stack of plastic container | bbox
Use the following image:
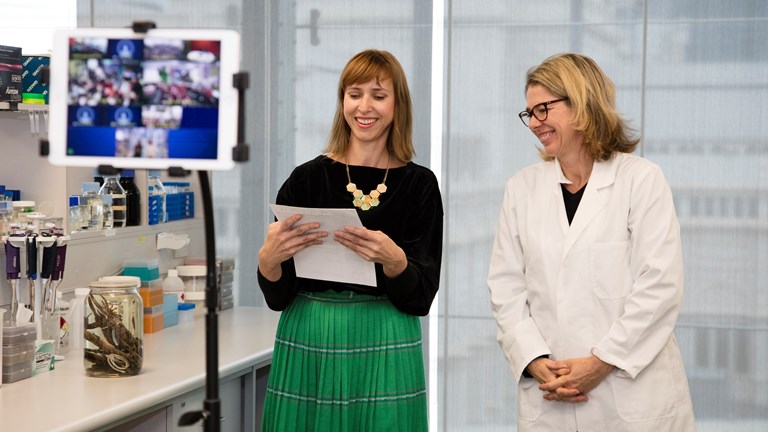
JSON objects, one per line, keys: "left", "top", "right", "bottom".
{"left": 147, "top": 171, "right": 167, "bottom": 225}
{"left": 2, "top": 322, "right": 36, "bottom": 384}
{"left": 164, "top": 182, "right": 195, "bottom": 221}
{"left": 219, "top": 257, "right": 235, "bottom": 311}
{"left": 182, "top": 256, "right": 235, "bottom": 311}
{"left": 162, "top": 293, "right": 179, "bottom": 328}
{"left": 121, "top": 259, "right": 164, "bottom": 333}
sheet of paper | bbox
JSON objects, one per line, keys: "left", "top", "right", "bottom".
{"left": 269, "top": 204, "right": 377, "bottom": 287}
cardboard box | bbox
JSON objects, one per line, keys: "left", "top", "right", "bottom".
{"left": 33, "top": 340, "right": 55, "bottom": 376}
{"left": 0, "top": 45, "right": 22, "bottom": 103}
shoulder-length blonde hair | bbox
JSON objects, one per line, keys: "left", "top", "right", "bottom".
{"left": 324, "top": 49, "right": 414, "bottom": 163}
{"left": 525, "top": 53, "right": 639, "bottom": 161}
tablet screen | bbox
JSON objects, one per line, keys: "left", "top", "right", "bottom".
{"left": 48, "top": 28, "right": 240, "bottom": 171}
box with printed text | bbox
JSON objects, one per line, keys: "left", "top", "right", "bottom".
{"left": 0, "top": 45, "right": 22, "bottom": 103}
{"left": 22, "top": 54, "right": 50, "bottom": 104}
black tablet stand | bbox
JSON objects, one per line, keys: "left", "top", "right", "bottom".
{"left": 40, "top": 21, "right": 250, "bottom": 432}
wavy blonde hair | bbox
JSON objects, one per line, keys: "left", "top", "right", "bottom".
{"left": 324, "top": 49, "right": 414, "bottom": 163}
{"left": 525, "top": 53, "right": 639, "bottom": 161}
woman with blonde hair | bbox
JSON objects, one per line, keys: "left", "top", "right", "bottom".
{"left": 488, "top": 53, "right": 695, "bottom": 431}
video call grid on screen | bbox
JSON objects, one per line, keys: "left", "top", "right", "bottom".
{"left": 48, "top": 28, "right": 240, "bottom": 171}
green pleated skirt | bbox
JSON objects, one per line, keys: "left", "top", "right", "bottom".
{"left": 261, "top": 290, "right": 428, "bottom": 431}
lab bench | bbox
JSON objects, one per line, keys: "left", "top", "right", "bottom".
{"left": 0, "top": 307, "right": 279, "bottom": 432}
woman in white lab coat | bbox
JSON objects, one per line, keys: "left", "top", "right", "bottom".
{"left": 487, "top": 53, "right": 696, "bottom": 432}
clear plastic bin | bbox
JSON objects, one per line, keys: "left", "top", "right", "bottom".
{"left": 3, "top": 342, "right": 35, "bottom": 366}
{"left": 3, "top": 322, "right": 36, "bottom": 346}
{"left": 2, "top": 364, "right": 33, "bottom": 384}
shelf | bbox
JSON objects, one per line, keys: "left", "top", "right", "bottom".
{"left": 0, "top": 101, "right": 48, "bottom": 112}
{"left": 68, "top": 218, "right": 203, "bottom": 244}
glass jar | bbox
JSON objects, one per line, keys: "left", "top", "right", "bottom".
{"left": 84, "top": 280, "right": 144, "bottom": 377}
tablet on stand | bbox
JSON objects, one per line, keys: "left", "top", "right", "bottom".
{"left": 44, "top": 24, "right": 247, "bottom": 432}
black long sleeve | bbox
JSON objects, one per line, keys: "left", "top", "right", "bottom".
{"left": 257, "top": 155, "right": 443, "bottom": 316}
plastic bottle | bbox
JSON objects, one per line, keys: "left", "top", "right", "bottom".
{"left": 56, "top": 291, "right": 70, "bottom": 355}
{"left": 41, "top": 292, "right": 62, "bottom": 355}
{"left": 119, "top": 170, "right": 141, "bottom": 227}
{"left": 101, "top": 194, "right": 114, "bottom": 229}
{"left": 68, "top": 195, "right": 87, "bottom": 234}
{"left": 81, "top": 182, "right": 104, "bottom": 231}
{"left": 98, "top": 175, "right": 126, "bottom": 228}
{"left": 67, "top": 288, "right": 90, "bottom": 351}
{"left": 163, "top": 269, "right": 185, "bottom": 292}
{"left": 178, "top": 303, "right": 196, "bottom": 325}
{"left": 147, "top": 170, "right": 167, "bottom": 225}
{"left": 162, "top": 269, "right": 186, "bottom": 303}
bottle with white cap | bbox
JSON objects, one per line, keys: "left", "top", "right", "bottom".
{"left": 68, "top": 288, "right": 90, "bottom": 351}
{"left": 56, "top": 291, "right": 70, "bottom": 355}
{"left": 162, "top": 269, "right": 185, "bottom": 303}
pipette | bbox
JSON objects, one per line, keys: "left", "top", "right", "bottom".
{"left": 4, "top": 236, "right": 22, "bottom": 322}
{"left": 40, "top": 235, "right": 58, "bottom": 340}
{"left": 26, "top": 233, "right": 38, "bottom": 317}
{"left": 52, "top": 236, "right": 69, "bottom": 290}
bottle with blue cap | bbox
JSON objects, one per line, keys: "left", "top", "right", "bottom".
{"left": 68, "top": 195, "right": 87, "bottom": 233}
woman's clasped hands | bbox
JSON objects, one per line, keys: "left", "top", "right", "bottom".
{"left": 528, "top": 355, "right": 615, "bottom": 403}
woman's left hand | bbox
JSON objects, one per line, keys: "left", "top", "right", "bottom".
{"left": 334, "top": 226, "right": 407, "bottom": 278}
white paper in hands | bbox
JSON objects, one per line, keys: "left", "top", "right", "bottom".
{"left": 269, "top": 204, "right": 377, "bottom": 287}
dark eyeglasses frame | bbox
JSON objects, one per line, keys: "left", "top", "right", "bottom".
{"left": 518, "top": 98, "right": 569, "bottom": 126}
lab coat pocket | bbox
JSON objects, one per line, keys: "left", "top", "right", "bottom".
{"left": 589, "top": 241, "right": 631, "bottom": 299}
{"left": 517, "top": 377, "right": 543, "bottom": 422}
{"left": 609, "top": 352, "right": 678, "bottom": 422}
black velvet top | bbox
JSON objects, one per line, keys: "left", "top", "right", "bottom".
{"left": 561, "top": 182, "right": 587, "bottom": 225}
{"left": 257, "top": 155, "right": 444, "bottom": 316}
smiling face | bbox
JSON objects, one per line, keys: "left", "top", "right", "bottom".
{"left": 525, "top": 84, "right": 583, "bottom": 160}
{"left": 343, "top": 77, "right": 395, "bottom": 148}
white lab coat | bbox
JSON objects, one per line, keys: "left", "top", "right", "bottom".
{"left": 487, "top": 153, "right": 695, "bottom": 432}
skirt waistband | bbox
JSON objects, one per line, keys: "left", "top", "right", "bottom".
{"left": 298, "top": 290, "right": 387, "bottom": 303}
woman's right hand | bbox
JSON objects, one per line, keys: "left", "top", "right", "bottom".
{"left": 258, "top": 214, "right": 327, "bottom": 281}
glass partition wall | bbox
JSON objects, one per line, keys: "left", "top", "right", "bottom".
{"left": 80, "top": 1, "right": 768, "bottom": 430}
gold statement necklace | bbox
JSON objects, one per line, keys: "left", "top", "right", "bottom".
{"left": 345, "top": 155, "right": 390, "bottom": 211}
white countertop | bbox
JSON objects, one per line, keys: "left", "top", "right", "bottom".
{"left": 0, "top": 307, "right": 280, "bottom": 432}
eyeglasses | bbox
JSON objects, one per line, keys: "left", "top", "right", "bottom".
{"left": 518, "top": 98, "right": 569, "bottom": 127}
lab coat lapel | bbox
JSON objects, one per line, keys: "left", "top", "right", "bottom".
{"left": 561, "top": 155, "right": 619, "bottom": 256}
